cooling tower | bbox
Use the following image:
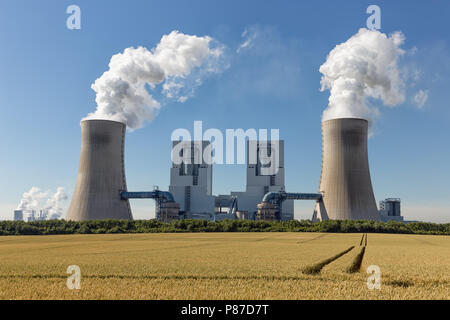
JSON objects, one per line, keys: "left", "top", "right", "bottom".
{"left": 314, "top": 118, "right": 380, "bottom": 221}
{"left": 66, "top": 119, "right": 133, "bottom": 221}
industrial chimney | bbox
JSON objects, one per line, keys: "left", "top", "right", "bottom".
{"left": 66, "top": 120, "right": 133, "bottom": 221}
{"left": 313, "top": 118, "right": 380, "bottom": 221}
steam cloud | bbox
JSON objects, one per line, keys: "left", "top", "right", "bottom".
{"left": 84, "top": 30, "right": 225, "bottom": 129}
{"left": 44, "top": 187, "right": 69, "bottom": 218}
{"left": 319, "top": 28, "right": 406, "bottom": 122}
{"left": 16, "top": 187, "right": 48, "bottom": 212}
{"left": 17, "top": 187, "right": 68, "bottom": 219}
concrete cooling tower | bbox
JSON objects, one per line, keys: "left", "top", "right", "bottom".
{"left": 66, "top": 119, "right": 133, "bottom": 221}
{"left": 313, "top": 118, "right": 380, "bottom": 221}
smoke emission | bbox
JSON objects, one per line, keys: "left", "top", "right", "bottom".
{"left": 319, "top": 28, "right": 406, "bottom": 122}
{"left": 16, "top": 187, "right": 48, "bottom": 212}
{"left": 17, "top": 187, "right": 68, "bottom": 219}
{"left": 84, "top": 30, "right": 225, "bottom": 129}
{"left": 44, "top": 187, "right": 68, "bottom": 219}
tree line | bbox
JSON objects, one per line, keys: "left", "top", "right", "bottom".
{"left": 0, "top": 219, "right": 449, "bottom": 236}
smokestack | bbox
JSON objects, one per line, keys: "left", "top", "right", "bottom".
{"left": 66, "top": 120, "right": 132, "bottom": 220}
{"left": 314, "top": 118, "right": 380, "bottom": 221}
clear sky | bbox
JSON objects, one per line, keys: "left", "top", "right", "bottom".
{"left": 1, "top": 0, "right": 449, "bottom": 222}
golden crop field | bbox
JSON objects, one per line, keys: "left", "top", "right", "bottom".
{"left": 0, "top": 232, "right": 448, "bottom": 299}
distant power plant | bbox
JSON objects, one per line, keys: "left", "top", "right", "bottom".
{"left": 65, "top": 117, "right": 400, "bottom": 222}
{"left": 14, "top": 210, "right": 23, "bottom": 221}
{"left": 14, "top": 209, "right": 52, "bottom": 222}
{"left": 379, "top": 198, "right": 404, "bottom": 222}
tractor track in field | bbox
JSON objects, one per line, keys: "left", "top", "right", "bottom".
{"left": 302, "top": 233, "right": 369, "bottom": 275}
{"left": 346, "top": 234, "right": 367, "bottom": 273}
{"left": 296, "top": 233, "right": 328, "bottom": 244}
{"left": 301, "top": 246, "right": 355, "bottom": 274}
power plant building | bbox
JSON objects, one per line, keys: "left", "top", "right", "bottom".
{"left": 64, "top": 116, "right": 394, "bottom": 222}
{"left": 231, "top": 140, "right": 293, "bottom": 220}
{"left": 27, "top": 210, "right": 36, "bottom": 222}
{"left": 169, "top": 141, "right": 215, "bottom": 219}
{"left": 14, "top": 210, "right": 23, "bottom": 221}
{"left": 379, "top": 198, "right": 403, "bottom": 222}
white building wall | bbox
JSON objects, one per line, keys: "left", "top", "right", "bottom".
{"left": 169, "top": 141, "right": 215, "bottom": 217}
{"left": 231, "top": 140, "right": 294, "bottom": 220}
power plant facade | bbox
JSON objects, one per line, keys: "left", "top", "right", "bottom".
{"left": 231, "top": 140, "right": 293, "bottom": 220}
{"left": 66, "top": 120, "right": 133, "bottom": 221}
{"left": 169, "top": 140, "right": 215, "bottom": 219}
{"left": 313, "top": 118, "right": 380, "bottom": 221}
{"left": 379, "top": 198, "right": 404, "bottom": 222}
{"left": 63, "top": 117, "right": 392, "bottom": 222}
{"left": 14, "top": 210, "right": 23, "bottom": 221}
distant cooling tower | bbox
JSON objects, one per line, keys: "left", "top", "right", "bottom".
{"left": 313, "top": 118, "right": 380, "bottom": 221}
{"left": 66, "top": 119, "right": 133, "bottom": 221}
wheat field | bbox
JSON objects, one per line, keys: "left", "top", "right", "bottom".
{"left": 0, "top": 232, "right": 448, "bottom": 299}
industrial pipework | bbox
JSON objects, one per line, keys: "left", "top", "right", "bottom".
{"left": 261, "top": 192, "right": 322, "bottom": 204}
{"left": 227, "top": 196, "right": 238, "bottom": 216}
{"left": 120, "top": 190, "right": 175, "bottom": 203}
{"left": 120, "top": 190, "right": 180, "bottom": 222}
{"left": 257, "top": 192, "right": 323, "bottom": 221}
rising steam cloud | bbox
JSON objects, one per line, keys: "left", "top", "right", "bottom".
{"left": 17, "top": 187, "right": 68, "bottom": 219}
{"left": 44, "top": 187, "right": 68, "bottom": 218}
{"left": 319, "top": 28, "right": 406, "bottom": 122}
{"left": 16, "top": 187, "right": 48, "bottom": 212}
{"left": 84, "top": 31, "right": 225, "bottom": 129}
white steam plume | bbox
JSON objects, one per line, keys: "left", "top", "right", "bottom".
{"left": 44, "top": 187, "right": 68, "bottom": 219}
{"left": 84, "top": 30, "right": 225, "bottom": 130}
{"left": 16, "top": 187, "right": 48, "bottom": 212}
{"left": 319, "top": 28, "right": 406, "bottom": 122}
{"left": 16, "top": 187, "right": 68, "bottom": 219}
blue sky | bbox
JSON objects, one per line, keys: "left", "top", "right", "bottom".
{"left": 1, "top": 0, "right": 449, "bottom": 222}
